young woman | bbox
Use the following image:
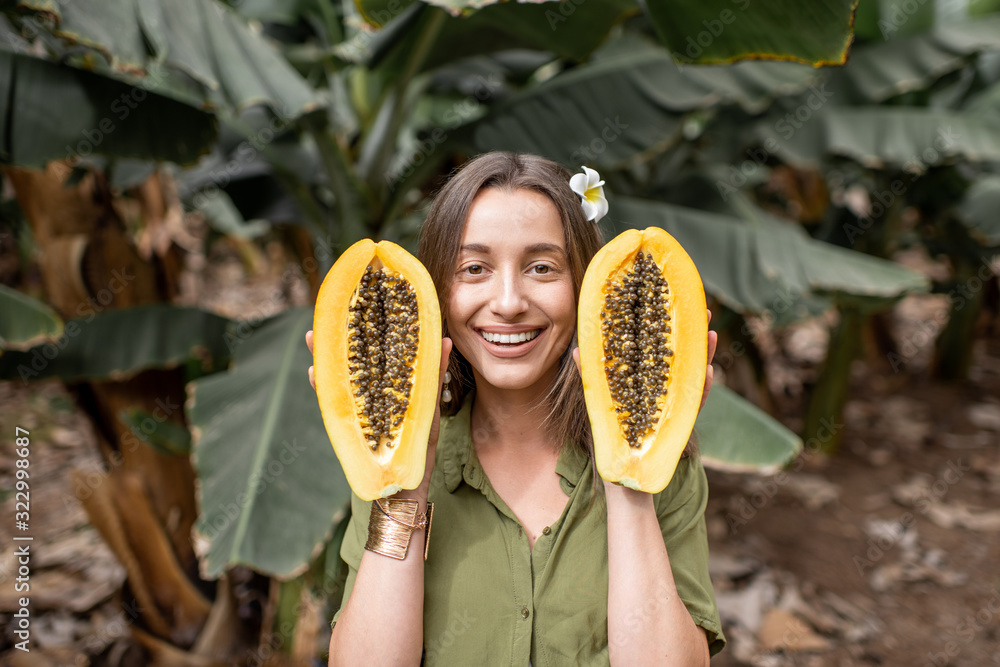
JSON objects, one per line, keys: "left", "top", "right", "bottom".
{"left": 306, "top": 152, "right": 724, "bottom": 665}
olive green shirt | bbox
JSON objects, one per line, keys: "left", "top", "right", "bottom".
{"left": 333, "top": 394, "right": 725, "bottom": 664}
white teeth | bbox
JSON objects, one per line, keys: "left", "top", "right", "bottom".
{"left": 481, "top": 329, "right": 540, "bottom": 344}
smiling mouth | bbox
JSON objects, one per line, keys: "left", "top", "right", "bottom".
{"left": 478, "top": 329, "right": 542, "bottom": 345}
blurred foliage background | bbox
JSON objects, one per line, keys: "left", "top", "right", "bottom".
{"left": 1, "top": 0, "right": 998, "bottom": 662}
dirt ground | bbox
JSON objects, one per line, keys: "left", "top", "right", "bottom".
{"left": 0, "top": 253, "right": 998, "bottom": 665}
{"left": 704, "top": 304, "right": 1000, "bottom": 666}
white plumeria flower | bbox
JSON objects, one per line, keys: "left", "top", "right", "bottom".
{"left": 569, "top": 166, "right": 609, "bottom": 223}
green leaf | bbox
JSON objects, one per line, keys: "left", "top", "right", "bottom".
{"left": 965, "top": 79, "right": 1000, "bottom": 116}
{"left": 226, "top": 0, "right": 316, "bottom": 24}
{"left": 958, "top": 175, "right": 1000, "bottom": 246}
{"left": 646, "top": 0, "right": 857, "bottom": 66}
{"left": 461, "top": 38, "right": 820, "bottom": 167}
{"left": 361, "top": 0, "right": 856, "bottom": 67}
{"left": 970, "top": 0, "right": 1000, "bottom": 15}
{"left": 118, "top": 408, "right": 193, "bottom": 456}
{"left": 696, "top": 384, "right": 802, "bottom": 473}
{"left": 866, "top": 0, "right": 935, "bottom": 40}
{"left": 839, "top": 16, "right": 1000, "bottom": 103}
{"left": 758, "top": 107, "right": 1000, "bottom": 169}
{"left": 6, "top": 0, "right": 324, "bottom": 131}
{"left": 609, "top": 197, "right": 928, "bottom": 324}
{"left": 0, "top": 50, "right": 216, "bottom": 167}
{"left": 0, "top": 286, "right": 64, "bottom": 351}
{"left": 0, "top": 305, "right": 233, "bottom": 383}
{"left": 932, "top": 13, "right": 1000, "bottom": 51}
{"left": 188, "top": 308, "right": 349, "bottom": 579}
{"left": 193, "top": 189, "right": 271, "bottom": 239}
{"left": 355, "top": 0, "right": 418, "bottom": 26}
{"left": 851, "top": 0, "right": 885, "bottom": 42}
{"left": 366, "top": 0, "right": 637, "bottom": 74}
{"left": 734, "top": 199, "right": 931, "bottom": 302}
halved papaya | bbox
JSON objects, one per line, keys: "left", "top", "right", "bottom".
{"left": 578, "top": 227, "right": 707, "bottom": 493}
{"left": 313, "top": 239, "right": 442, "bottom": 501}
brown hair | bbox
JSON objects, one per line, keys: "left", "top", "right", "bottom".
{"left": 417, "top": 151, "right": 604, "bottom": 463}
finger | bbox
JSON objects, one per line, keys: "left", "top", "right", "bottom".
{"left": 572, "top": 347, "right": 581, "bottom": 374}
{"left": 308, "top": 365, "right": 315, "bottom": 390}
{"left": 440, "top": 337, "right": 453, "bottom": 379}
{"left": 429, "top": 338, "right": 453, "bottom": 451}
{"left": 305, "top": 330, "right": 313, "bottom": 354}
{"left": 707, "top": 330, "right": 718, "bottom": 366}
{"left": 706, "top": 308, "right": 712, "bottom": 325}
{"left": 700, "top": 364, "right": 714, "bottom": 410}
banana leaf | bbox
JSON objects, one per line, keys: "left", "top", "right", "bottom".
{"left": 838, "top": 15, "right": 1000, "bottom": 103}
{"left": 645, "top": 0, "right": 857, "bottom": 66}
{"left": 0, "top": 285, "right": 64, "bottom": 351}
{"left": 11, "top": 0, "right": 323, "bottom": 117}
{"left": 757, "top": 107, "right": 1000, "bottom": 169}
{"left": 696, "top": 384, "right": 801, "bottom": 473}
{"left": 188, "top": 307, "right": 348, "bottom": 579}
{"left": 460, "top": 38, "right": 821, "bottom": 168}
{"left": 958, "top": 175, "right": 1000, "bottom": 246}
{"left": 119, "top": 407, "right": 193, "bottom": 456}
{"left": 2, "top": 0, "right": 324, "bottom": 166}
{"left": 0, "top": 48, "right": 216, "bottom": 166}
{"left": 357, "top": 0, "right": 857, "bottom": 67}
{"left": 365, "top": 0, "right": 637, "bottom": 73}
{"left": 609, "top": 197, "right": 928, "bottom": 325}
{"left": 0, "top": 305, "right": 233, "bottom": 383}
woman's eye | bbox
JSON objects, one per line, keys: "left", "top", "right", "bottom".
{"left": 533, "top": 264, "right": 550, "bottom": 274}
{"left": 467, "top": 265, "right": 483, "bottom": 275}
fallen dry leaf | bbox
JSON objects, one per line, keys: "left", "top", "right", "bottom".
{"left": 758, "top": 608, "right": 832, "bottom": 652}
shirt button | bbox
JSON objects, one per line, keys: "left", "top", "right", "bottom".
{"left": 521, "top": 606, "right": 530, "bottom": 619}
{"left": 542, "top": 526, "right": 551, "bottom": 535}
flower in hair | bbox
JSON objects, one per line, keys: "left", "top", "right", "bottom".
{"left": 569, "top": 166, "right": 608, "bottom": 223}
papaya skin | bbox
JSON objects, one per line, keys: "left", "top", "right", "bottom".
{"left": 577, "top": 227, "right": 710, "bottom": 494}
{"left": 311, "top": 239, "right": 443, "bottom": 501}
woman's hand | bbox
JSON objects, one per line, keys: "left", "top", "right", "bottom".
{"left": 570, "top": 309, "right": 718, "bottom": 412}
{"left": 701, "top": 309, "right": 718, "bottom": 411}
{"left": 322, "top": 333, "right": 452, "bottom": 667}
{"left": 411, "top": 336, "right": 453, "bottom": 497}
{"left": 306, "top": 330, "right": 317, "bottom": 389}
{"left": 305, "top": 330, "right": 453, "bottom": 496}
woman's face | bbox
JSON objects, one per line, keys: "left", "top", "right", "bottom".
{"left": 447, "top": 187, "right": 576, "bottom": 395}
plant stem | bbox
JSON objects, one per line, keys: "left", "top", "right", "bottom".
{"left": 220, "top": 115, "right": 329, "bottom": 241}
{"left": 273, "top": 577, "right": 304, "bottom": 653}
{"left": 362, "top": 7, "right": 447, "bottom": 210}
{"left": 803, "top": 304, "right": 863, "bottom": 454}
{"left": 301, "top": 112, "right": 371, "bottom": 253}
{"left": 380, "top": 138, "right": 450, "bottom": 232}
{"left": 933, "top": 256, "right": 984, "bottom": 380}
{"left": 317, "top": 0, "right": 342, "bottom": 46}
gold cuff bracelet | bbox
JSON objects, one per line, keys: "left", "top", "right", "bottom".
{"left": 365, "top": 498, "right": 434, "bottom": 560}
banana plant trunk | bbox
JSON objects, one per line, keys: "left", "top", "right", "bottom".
{"left": 5, "top": 162, "right": 213, "bottom": 650}
{"left": 933, "top": 255, "right": 987, "bottom": 380}
{"left": 803, "top": 304, "right": 863, "bottom": 454}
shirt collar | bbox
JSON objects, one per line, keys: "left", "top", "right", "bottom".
{"left": 438, "top": 392, "right": 591, "bottom": 493}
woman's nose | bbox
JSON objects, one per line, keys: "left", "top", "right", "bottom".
{"left": 491, "top": 271, "right": 529, "bottom": 319}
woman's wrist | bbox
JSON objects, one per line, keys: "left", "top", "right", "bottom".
{"left": 393, "top": 487, "right": 430, "bottom": 512}
{"left": 365, "top": 496, "right": 434, "bottom": 560}
{"left": 602, "top": 480, "right": 655, "bottom": 510}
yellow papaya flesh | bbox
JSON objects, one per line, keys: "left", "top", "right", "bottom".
{"left": 578, "top": 227, "right": 707, "bottom": 493}
{"left": 313, "top": 239, "right": 442, "bottom": 501}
